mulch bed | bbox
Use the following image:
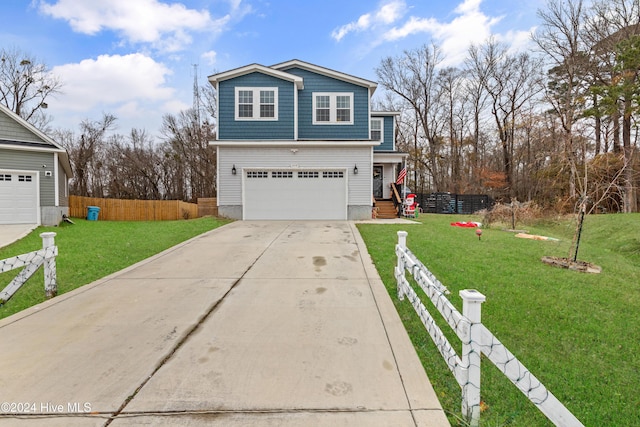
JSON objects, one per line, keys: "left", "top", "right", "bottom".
{"left": 541, "top": 256, "right": 602, "bottom": 274}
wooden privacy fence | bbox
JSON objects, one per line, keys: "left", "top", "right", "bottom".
{"left": 197, "top": 198, "right": 219, "bottom": 217}
{"left": 69, "top": 196, "right": 200, "bottom": 221}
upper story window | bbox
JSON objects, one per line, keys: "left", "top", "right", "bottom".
{"left": 235, "top": 87, "right": 278, "bottom": 121}
{"left": 313, "top": 93, "right": 353, "bottom": 125}
{"left": 371, "top": 118, "right": 383, "bottom": 141}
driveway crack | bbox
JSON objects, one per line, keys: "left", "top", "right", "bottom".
{"left": 103, "top": 222, "right": 292, "bottom": 426}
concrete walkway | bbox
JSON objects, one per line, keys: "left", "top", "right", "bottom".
{"left": 0, "top": 221, "right": 449, "bottom": 426}
{"left": 0, "top": 224, "right": 38, "bottom": 249}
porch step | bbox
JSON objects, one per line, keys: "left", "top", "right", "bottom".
{"left": 374, "top": 200, "right": 398, "bottom": 219}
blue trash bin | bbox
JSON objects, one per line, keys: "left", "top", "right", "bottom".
{"left": 87, "top": 206, "right": 100, "bottom": 221}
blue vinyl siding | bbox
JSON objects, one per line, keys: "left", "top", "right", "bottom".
{"left": 284, "top": 68, "right": 370, "bottom": 140}
{"left": 218, "top": 73, "right": 295, "bottom": 140}
{"left": 373, "top": 115, "right": 395, "bottom": 152}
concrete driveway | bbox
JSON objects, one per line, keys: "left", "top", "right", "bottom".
{"left": 0, "top": 224, "right": 38, "bottom": 249}
{"left": 0, "top": 221, "right": 449, "bottom": 426}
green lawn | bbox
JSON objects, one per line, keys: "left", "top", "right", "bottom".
{"left": 358, "top": 214, "right": 640, "bottom": 427}
{"left": 0, "top": 217, "right": 230, "bottom": 320}
{"left": 1, "top": 214, "right": 637, "bottom": 425}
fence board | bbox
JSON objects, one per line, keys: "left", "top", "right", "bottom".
{"left": 197, "top": 198, "right": 218, "bottom": 217}
{"left": 69, "top": 196, "right": 199, "bottom": 221}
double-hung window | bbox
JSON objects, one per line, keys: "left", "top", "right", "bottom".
{"left": 235, "top": 87, "right": 278, "bottom": 120}
{"left": 313, "top": 93, "right": 353, "bottom": 124}
{"left": 371, "top": 118, "right": 383, "bottom": 141}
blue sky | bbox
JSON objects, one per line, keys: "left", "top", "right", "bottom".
{"left": 2, "top": 0, "right": 543, "bottom": 137}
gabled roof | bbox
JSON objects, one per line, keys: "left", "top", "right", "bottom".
{"left": 208, "top": 59, "right": 378, "bottom": 94}
{"left": 0, "top": 103, "right": 73, "bottom": 177}
{"left": 272, "top": 59, "right": 378, "bottom": 93}
{"left": 208, "top": 63, "right": 304, "bottom": 89}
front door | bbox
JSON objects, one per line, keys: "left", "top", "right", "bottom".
{"left": 373, "top": 165, "right": 383, "bottom": 198}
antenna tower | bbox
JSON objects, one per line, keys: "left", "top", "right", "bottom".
{"left": 193, "top": 63, "right": 201, "bottom": 126}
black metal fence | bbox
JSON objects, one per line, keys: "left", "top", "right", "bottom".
{"left": 415, "top": 192, "right": 493, "bottom": 215}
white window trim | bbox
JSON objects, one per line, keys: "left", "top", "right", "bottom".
{"left": 371, "top": 117, "right": 384, "bottom": 142}
{"left": 235, "top": 87, "right": 279, "bottom": 121}
{"left": 312, "top": 92, "right": 353, "bottom": 125}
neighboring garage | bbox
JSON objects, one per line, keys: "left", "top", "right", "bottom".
{"left": 0, "top": 103, "right": 73, "bottom": 226}
{"left": 243, "top": 169, "right": 347, "bottom": 220}
{"left": 0, "top": 171, "right": 38, "bottom": 224}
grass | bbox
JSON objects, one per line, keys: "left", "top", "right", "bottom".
{"left": 357, "top": 213, "right": 640, "bottom": 427}
{"left": 0, "top": 217, "right": 231, "bottom": 320}
{"left": 1, "top": 213, "right": 637, "bottom": 425}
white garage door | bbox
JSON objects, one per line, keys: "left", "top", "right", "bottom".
{"left": 0, "top": 172, "right": 38, "bottom": 224}
{"left": 244, "top": 169, "right": 347, "bottom": 220}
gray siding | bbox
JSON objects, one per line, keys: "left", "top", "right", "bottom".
{"left": 218, "top": 145, "right": 372, "bottom": 206}
{"left": 0, "top": 149, "right": 57, "bottom": 206}
{"left": 218, "top": 73, "right": 295, "bottom": 140}
{"left": 0, "top": 110, "right": 50, "bottom": 145}
{"left": 284, "top": 68, "right": 370, "bottom": 140}
{"left": 58, "top": 162, "right": 69, "bottom": 206}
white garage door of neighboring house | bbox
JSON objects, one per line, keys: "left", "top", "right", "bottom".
{"left": 244, "top": 169, "right": 347, "bottom": 220}
{"left": 0, "top": 172, "right": 38, "bottom": 224}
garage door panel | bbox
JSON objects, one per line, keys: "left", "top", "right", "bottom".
{"left": 244, "top": 170, "right": 346, "bottom": 220}
{"left": 0, "top": 172, "right": 38, "bottom": 224}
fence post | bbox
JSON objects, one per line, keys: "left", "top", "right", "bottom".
{"left": 396, "top": 231, "right": 408, "bottom": 300}
{"left": 460, "top": 289, "right": 486, "bottom": 427}
{"left": 40, "top": 232, "right": 57, "bottom": 299}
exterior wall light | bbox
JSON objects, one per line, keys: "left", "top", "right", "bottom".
{"left": 232, "top": 165, "right": 237, "bottom": 175}
{"left": 354, "top": 165, "right": 358, "bottom": 174}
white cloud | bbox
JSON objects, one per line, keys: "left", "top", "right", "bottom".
{"left": 383, "top": 16, "right": 438, "bottom": 41}
{"left": 496, "top": 28, "right": 536, "bottom": 55}
{"left": 38, "top": 0, "right": 228, "bottom": 52}
{"left": 334, "top": 0, "right": 535, "bottom": 67}
{"left": 52, "top": 53, "right": 174, "bottom": 112}
{"left": 115, "top": 101, "right": 144, "bottom": 120}
{"left": 162, "top": 99, "right": 190, "bottom": 115}
{"left": 48, "top": 53, "right": 188, "bottom": 133}
{"left": 375, "top": 0, "right": 407, "bottom": 24}
{"left": 201, "top": 50, "right": 217, "bottom": 67}
{"left": 454, "top": 0, "right": 482, "bottom": 15}
{"left": 332, "top": 0, "right": 407, "bottom": 41}
{"left": 381, "top": 0, "right": 504, "bottom": 66}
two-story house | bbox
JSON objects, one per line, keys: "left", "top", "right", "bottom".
{"left": 208, "top": 59, "right": 407, "bottom": 220}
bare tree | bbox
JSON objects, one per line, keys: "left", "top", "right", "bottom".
{"left": 534, "top": 0, "right": 590, "bottom": 199}
{"left": 0, "top": 46, "right": 62, "bottom": 130}
{"left": 463, "top": 49, "right": 491, "bottom": 191}
{"left": 105, "top": 129, "right": 164, "bottom": 200}
{"left": 57, "top": 113, "right": 117, "bottom": 197}
{"left": 201, "top": 82, "right": 217, "bottom": 127}
{"left": 160, "top": 108, "right": 217, "bottom": 202}
{"left": 375, "top": 44, "right": 448, "bottom": 191}
{"left": 438, "top": 67, "right": 467, "bottom": 192}
{"left": 470, "top": 39, "right": 545, "bottom": 198}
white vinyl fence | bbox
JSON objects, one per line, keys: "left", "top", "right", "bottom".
{"left": 0, "top": 232, "right": 58, "bottom": 304}
{"left": 394, "top": 231, "right": 584, "bottom": 427}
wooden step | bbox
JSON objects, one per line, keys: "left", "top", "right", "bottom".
{"left": 374, "top": 200, "right": 398, "bottom": 219}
